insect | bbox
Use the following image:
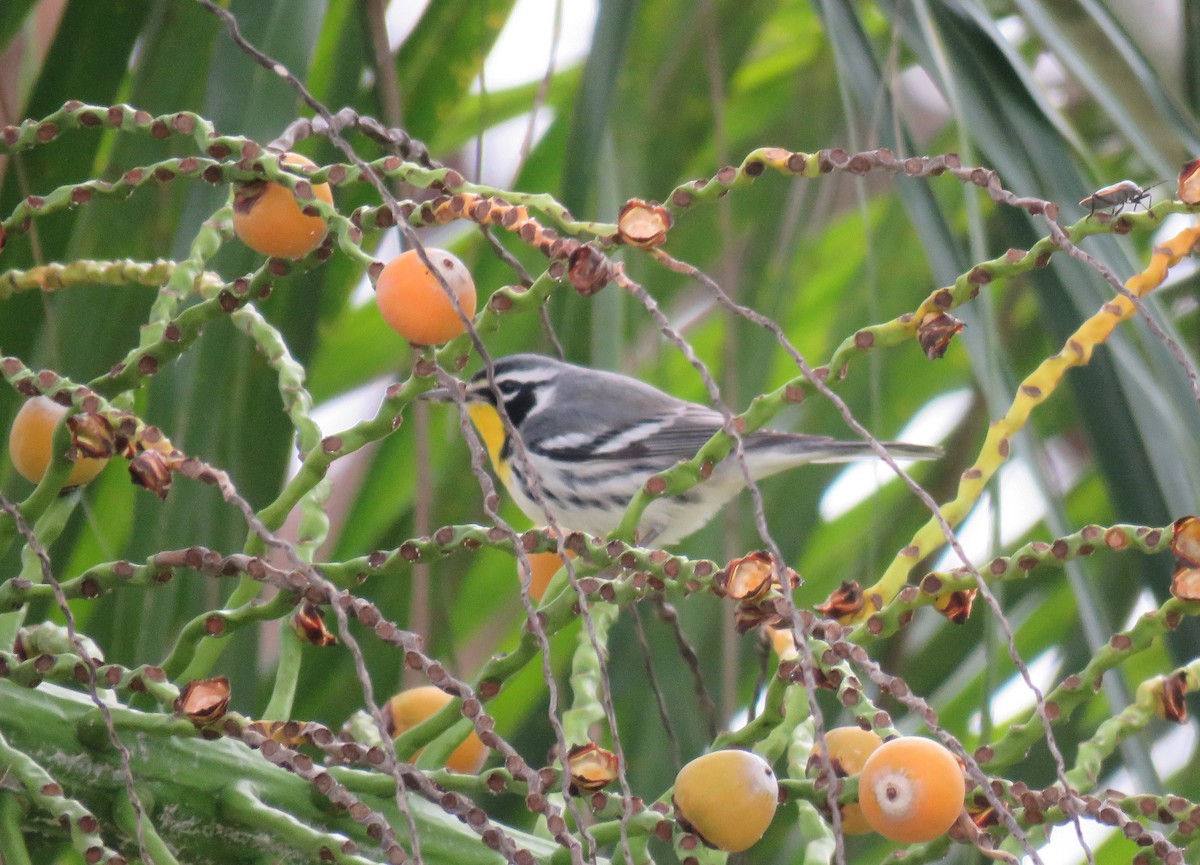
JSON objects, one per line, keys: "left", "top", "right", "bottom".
{"left": 1080, "top": 179, "right": 1164, "bottom": 217}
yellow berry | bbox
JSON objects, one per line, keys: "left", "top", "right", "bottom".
{"left": 859, "top": 736, "right": 965, "bottom": 843}
{"left": 673, "top": 750, "right": 778, "bottom": 852}
{"left": 816, "top": 726, "right": 883, "bottom": 835}
{"left": 375, "top": 248, "right": 477, "bottom": 345}
{"left": 8, "top": 396, "right": 107, "bottom": 487}
{"left": 386, "top": 686, "right": 487, "bottom": 774}
{"left": 232, "top": 152, "right": 333, "bottom": 259}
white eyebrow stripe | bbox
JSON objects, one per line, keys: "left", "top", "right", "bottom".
{"left": 468, "top": 365, "right": 558, "bottom": 396}
{"left": 500, "top": 367, "right": 558, "bottom": 385}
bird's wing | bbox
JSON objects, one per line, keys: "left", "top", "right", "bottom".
{"left": 528, "top": 403, "right": 733, "bottom": 462}
{"left": 524, "top": 384, "right": 940, "bottom": 465}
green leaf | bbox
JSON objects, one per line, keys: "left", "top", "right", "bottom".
{"left": 1014, "top": 0, "right": 1200, "bottom": 177}
{"left": 394, "top": 0, "right": 519, "bottom": 142}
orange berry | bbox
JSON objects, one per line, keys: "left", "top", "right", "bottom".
{"left": 817, "top": 726, "right": 883, "bottom": 834}
{"left": 525, "top": 550, "right": 573, "bottom": 602}
{"left": 673, "top": 750, "right": 778, "bottom": 852}
{"left": 386, "top": 686, "right": 488, "bottom": 774}
{"left": 859, "top": 736, "right": 965, "bottom": 843}
{"left": 375, "top": 248, "right": 477, "bottom": 345}
{"left": 766, "top": 626, "right": 798, "bottom": 661}
{"left": 8, "top": 396, "right": 107, "bottom": 487}
{"left": 232, "top": 152, "right": 333, "bottom": 259}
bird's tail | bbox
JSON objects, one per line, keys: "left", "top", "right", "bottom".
{"left": 744, "top": 432, "right": 941, "bottom": 468}
{"left": 806, "top": 438, "right": 941, "bottom": 463}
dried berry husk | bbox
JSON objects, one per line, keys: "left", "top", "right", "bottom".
{"left": 1171, "top": 515, "right": 1200, "bottom": 568}
{"left": 917, "top": 311, "right": 964, "bottom": 360}
{"left": 176, "top": 676, "right": 231, "bottom": 725}
{"left": 1171, "top": 566, "right": 1200, "bottom": 601}
{"left": 567, "top": 243, "right": 612, "bottom": 295}
{"left": 617, "top": 199, "right": 672, "bottom": 249}
{"left": 815, "top": 581, "right": 864, "bottom": 619}
{"left": 129, "top": 449, "right": 175, "bottom": 500}
{"left": 935, "top": 588, "right": 976, "bottom": 624}
{"left": 1178, "top": 158, "right": 1200, "bottom": 205}
{"left": 722, "top": 552, "right": 772, "bottom": 601}
{"left": 66, "top": 412, "right": 116, "bottom": 460}
{"left": 566, "top": 742, "right": 619, "bottom": 795}
{"left": 1156, "top": 672, "right": 1189, "bottom": 724}
{"left": 291, "top": 601, "right": 337, "bottom": 646}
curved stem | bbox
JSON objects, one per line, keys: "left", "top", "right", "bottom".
{"left": 112, "top": 789, "right": 180, "bottom": 865}
{"left": 263, "top": 626, "right": 304, "bottom": 721}
{"left": 0, "top": 792, "right": 33, "bottom": 865}
{"left": 0, "top": 493, "right": 79, "bottom": 650}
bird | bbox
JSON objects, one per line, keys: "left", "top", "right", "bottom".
{"left": 424, "top": 354, "right": 940, "bottom": 545}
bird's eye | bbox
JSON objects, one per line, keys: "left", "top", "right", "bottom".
{"left": 498, "top": 380, "right": 521, "bottom": 394}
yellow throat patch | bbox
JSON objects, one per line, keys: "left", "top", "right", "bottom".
{"left": 467, "top": 403, "right": 511, "bottom": 485}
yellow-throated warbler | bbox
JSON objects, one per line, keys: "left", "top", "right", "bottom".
{"left": 427, "top": 354, "right": 939, "bottom": 545}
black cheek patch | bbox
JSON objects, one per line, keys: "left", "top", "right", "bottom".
{"left": 504, "top": 386, "right": 537, "bottom": 427}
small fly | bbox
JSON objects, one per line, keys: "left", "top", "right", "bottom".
{"left": 1080, "top": 179, "right": 1163, "bottom": 217}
